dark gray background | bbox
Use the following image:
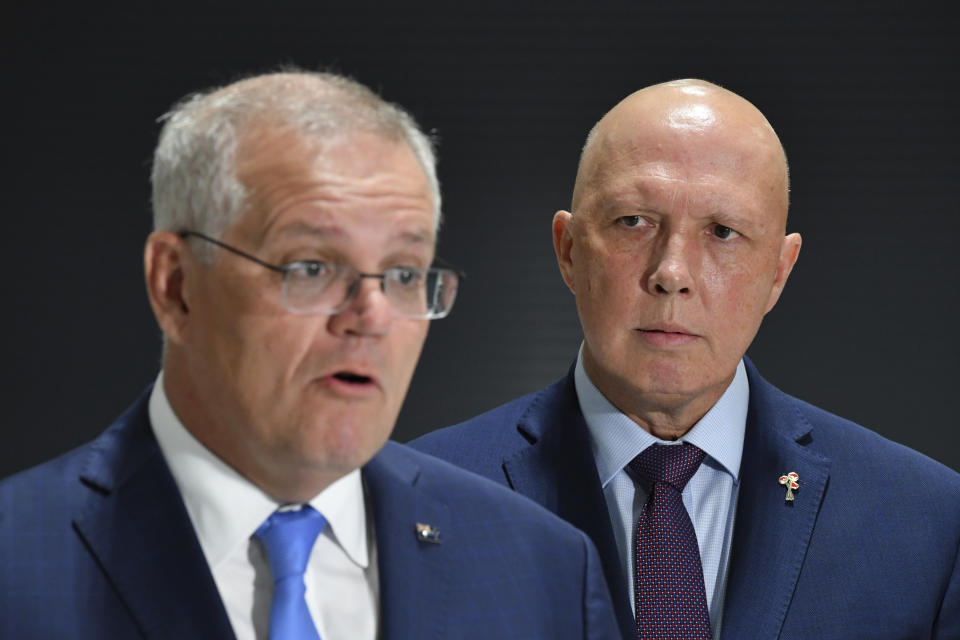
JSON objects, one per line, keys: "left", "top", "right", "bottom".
{"left": 3, "top": 2, "right": 958, "bottom": 477}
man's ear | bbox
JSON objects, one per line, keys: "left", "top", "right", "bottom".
{"left": 553, "top": 210, "right": 577, "bottom": 294}
{"left": 764, "top": 232, "right": 802, "bottom": 314}
{"left": 144, "top": 231, "right": 193, "bottom": 344}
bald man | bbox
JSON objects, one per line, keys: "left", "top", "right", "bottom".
{"left": 412, "top": 80, "right": 960, "bottom": 639}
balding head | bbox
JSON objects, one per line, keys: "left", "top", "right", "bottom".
{"left": 553, "top": 78, "right": 801, "bottom": 438}
{"left": 151, "top": 71, "right": 440, "bottom": 260}
{"left": 573, "top": 79, "right": 789, "bottom": 226}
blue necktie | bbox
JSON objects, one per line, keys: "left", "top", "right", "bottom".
{"left": 255, "top": 506, "right": 326, "bottom": 640}
{"left": 629, "top": 443, "right": 712, "bottom": 639}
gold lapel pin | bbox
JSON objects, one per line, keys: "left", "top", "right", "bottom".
{"left": 778, "top": 472, "right": 800, "bottom": 502}
{"left": 415, "top": 523, "right": 441, "bottom": 544}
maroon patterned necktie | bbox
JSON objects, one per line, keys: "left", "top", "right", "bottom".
{"left": 629, "top": 443, "right": 712, "bottom": 639}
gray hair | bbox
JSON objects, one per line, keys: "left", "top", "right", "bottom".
{"left": 151, "top": 71, "right": 441, "bottom": 259}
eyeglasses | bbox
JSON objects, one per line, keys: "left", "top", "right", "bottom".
{"left": 180, "top": 231, "right": 463, "bottom": 319}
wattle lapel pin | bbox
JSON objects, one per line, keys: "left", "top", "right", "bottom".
{"left": 778, "top": 472, "right": 800, "bottom": 502}
{"left": 415, "top": 523, "right": 441, "bottom": 544}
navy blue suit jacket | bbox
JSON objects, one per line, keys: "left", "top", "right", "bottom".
{"left": 411, "top": 359, "right": 960, "bottom": 639}
{"left": 0, "top": 387, "right": 619, "bottom": 639}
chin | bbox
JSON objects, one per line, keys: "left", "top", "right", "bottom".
{"left": 301, "top": 415, "right": 392, "bottom": 470}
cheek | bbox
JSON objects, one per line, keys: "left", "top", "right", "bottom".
{"left": 235, "top": 317, "right": 327, "bottom": 410}
{"left": 193, "top": 307, "right": 255, "bottom": 385}
{"left": 197, "top": 274, "right": 296, "bottom": 372}
{"left": 578, "top": 237, "right": 640, "bottom": 297}
{"left": 702, "top": 254, "right": 779, "bottom": 332}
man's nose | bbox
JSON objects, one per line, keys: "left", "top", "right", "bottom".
{"left": 328, "top": 276, "right": 392, "bottom": 337}
{"left": 645, "top": 233, "right": 696, "bottom": 296}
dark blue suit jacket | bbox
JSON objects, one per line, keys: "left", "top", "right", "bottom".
{"left": 411, "top": 359, "right": 960, "bottom": 639}
{"left": 0, "top": 387, "right": 619, "bottom": 639}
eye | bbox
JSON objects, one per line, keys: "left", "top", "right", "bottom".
{"left": 389, "top": 266, "right": 425, "bottom": 288}
{"left": 711, "top": 224, "right": 740, "bottom": 240}
{"left": 289, "top": 260, "right": 330, "bottom": 278}
{"left": 618, "top": 215, "right": 649, "bottom": 228}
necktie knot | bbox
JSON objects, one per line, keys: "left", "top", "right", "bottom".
{"left": 255, "top": 506, "right": 327, "bottom": 583}
{"left": 629, "top": 443, "right": 706, "bottom": 491}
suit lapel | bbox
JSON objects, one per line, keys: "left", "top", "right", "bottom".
{"left": 363, "top": 443, "right": 452, "bottom": 640}
{"left": 72, "top": 390, "right": 235, "bottom": 639}
{"left": 721, "top": 361, "right": 831, "bottom": 639}
{"left": 502, "top": 372, "right": 637, "bottom": 639}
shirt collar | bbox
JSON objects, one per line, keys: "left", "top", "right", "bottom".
{"left": 575, "top": 345, "right": 747, "bottom": 487}
{"left": 148, "top": 372, "right": 369, "bottom": 571}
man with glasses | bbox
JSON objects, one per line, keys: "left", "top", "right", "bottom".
{"left": 0, "top": 71, "right": 618, "bottom": 639}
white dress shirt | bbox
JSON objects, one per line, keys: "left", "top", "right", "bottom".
{"left": 149, "top": 372, "right": 379, "bottom": 640}
{"left": 575, "top": 348, "right": 747, "bottom": 638}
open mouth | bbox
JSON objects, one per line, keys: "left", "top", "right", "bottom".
{"left": 332, "top": 371, "right": 373, "bottom": 385}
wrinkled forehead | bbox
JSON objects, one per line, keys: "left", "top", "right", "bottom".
{"left": 230, "top": 128, "right": 436, "bottom": 245}
{"left": 236, "top": 126, "right": 431, "bottom": 201}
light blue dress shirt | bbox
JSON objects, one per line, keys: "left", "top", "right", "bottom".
{"left": 575, "top": 348, "right": 747, "bottom": 638}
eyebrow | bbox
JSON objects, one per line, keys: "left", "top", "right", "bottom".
{"left": 705, "top": 209, "right": 757, "bottom": 230}
{"left": 395, "top": 230, "right": 432, "bottom": 246}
